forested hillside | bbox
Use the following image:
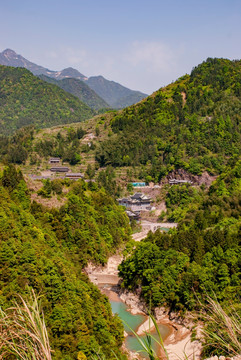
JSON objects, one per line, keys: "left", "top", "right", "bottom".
{"left": 0, "top": 66, "right": 93, "bottom": 135}
{"left": 119, "top": 159, "right": 241, "bottom": 315}
{"left": 96, "top": 58, "right": 241, "bottom": 180}
{"left": 39, "top": 75, "right": 110, "bottom": 110}
{"left": 0, "top": 165, "right": 130, "bottom": 359}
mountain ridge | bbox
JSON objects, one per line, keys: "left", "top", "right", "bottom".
{"left": 38, "top": 75, "right": 110, "bottom": 110}
{"left": 0, "top": 49, "right": 87, "bottom": 80}
{"left": 95, "top": 57, "right": 241, "bottom": 179}
{"left": 0, "top": 48, "right": 148, "bottom": 108}
{"left": 86, "top": 75, "right": 147, "bottom": 108}
{"left": 0, "top": 65, "right": 94, "bottom": 135}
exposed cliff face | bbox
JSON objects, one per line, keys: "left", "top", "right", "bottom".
{"left": 163, "top": 169, "right": 217, "bottom": 186}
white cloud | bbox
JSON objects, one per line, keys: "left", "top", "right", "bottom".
{"left": 124, "top": 40, "right": 176, "bottom": 73}
{"left": 41, "top": 42, "right": 188, "bottom": 93}
{"left": 45, "top": 50, "right": 58, "bottom": 59}
{"left": 43, "top": 47, "right": 116, "bottom": 77}
{"left": 64, "top": 48, "right": 88, "bottom": 65}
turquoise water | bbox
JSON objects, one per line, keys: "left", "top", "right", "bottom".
{"left": 110, "top": 300, "right": 170, "bottom": 358}
{"left": 111, "top": 301, "right": 145, "bottom": 333}
{"left": 126, "top": 331, "right": 168, "bottom": 358}
{"left": 160, "top": 227, "right": 170, "bottom": 232}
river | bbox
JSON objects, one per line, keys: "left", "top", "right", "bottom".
{"left": 102, "top": 286, "right": 171, "bottom": 358}
{"left": 86, "top": 222, "right": 199, "bottom": 359}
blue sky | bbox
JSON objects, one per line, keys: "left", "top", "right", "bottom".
{"left": 1, "top": 0, "right": 241, "bottom": 93}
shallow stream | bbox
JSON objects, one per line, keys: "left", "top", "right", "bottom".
{"left": 107, "top": 293, "right": 170, "bottom": 358}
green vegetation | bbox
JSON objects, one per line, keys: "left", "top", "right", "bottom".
{"left": 1, "top": 57, "right": 241, "bottom": 359}
{"left": 0, "top": 124, "right": 87, "bottom": 165}
{"left": 0, "top": 165, "right": 131, "bottom": 359}
{"left": 2, "top": 291, "right": 240, "bottom": 360}
{"left": 96, "top": 58, "right": 241, "bottom": 180}
{"left": 97, "top": 166, "right": 122, "bottom": 198}
{"left": 0, "top": 65, "right": 94, "bottom": 135}
{"left": 0, "top": 290, "right": 52, "bottom": 360}
{"left": 34, "top": 126, "right": 86, "bottom": 165}
{"left": 165, "top": 183, "right": 203, "bottom": 222}
{"left": 39, "top": 75, "right": 110, "bottom": 111}
{"left": 200, "top": 296, "right": 241, "bottom": 358}
{"left": 119, "top": 160, "right": 241, "bottom": 319}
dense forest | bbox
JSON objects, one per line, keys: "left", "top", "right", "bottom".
{"left": 0, "top": 165, "right": 131, "bottom": 359}
{"left": 119, "top": 159, "right": 241, "bottom": 319}
{"left": 0, "top": 66, "right": 94, "bottom": 135}
{"left": 96, "top": 58, "right": 241, "bottom": 180}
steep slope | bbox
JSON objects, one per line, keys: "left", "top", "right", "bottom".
{"left": 0, "top": 65, "right": 93, "bottom": 135}
{"left": 119, "top": 159, "right": 241, "bottom": 358}
{"left": 39, "top": 75, "right": 110, "bottom": 110}
{"left": 86, "top": 75, "right": 147, "bottom": 108}
{"left": 54, "top": 66, "right": 87, "bottom": 80}
{"left": 0, "top": 48, "right": 55, "bottom": 76}
{"left": 0, "top": 49, "right": 87, "bottom": 80}
{"left": 0, "top": 165, "right": 130, "bottom": 359}
{"left": 96, "top": 58, "right": 241, "bottom": 179}
{"left": 0, "top": 49, "right": 148, "bottom": 109}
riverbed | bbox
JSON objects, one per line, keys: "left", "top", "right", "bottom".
{"left": 102, "top": 286, "right": 171, "bottom": 358}
{"left": 86, "top": 223, "right": 201, "bottom": 360}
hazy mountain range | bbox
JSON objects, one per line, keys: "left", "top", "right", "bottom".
{"left": 0, "top": 49, "right": 147, "bottom": 108}
{"left": 38, "top": 75, "right": 110, "bottom": 110}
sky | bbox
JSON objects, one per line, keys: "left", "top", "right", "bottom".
{"left": 1, "top": 0, "right": 241, "bottom": 94}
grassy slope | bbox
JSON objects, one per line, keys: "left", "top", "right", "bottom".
{"left": 1, "top": 58, "right": 241, "bottom": 196}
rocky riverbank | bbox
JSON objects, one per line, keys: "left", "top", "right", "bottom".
{"left": 119, "top": 290, "right": 202, "bottom": 360}
{"left": 86, "top": 248, "right": 202, "bottom": 359}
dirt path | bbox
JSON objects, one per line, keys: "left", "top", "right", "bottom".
{"left": 86, "top": 221, "right": 176, "bottom": 286}
{"left": 86, "top": 254, "right": 122, "bottom": 285}
{"left": 86, "top": 227, "right": 150, "bottom": 285}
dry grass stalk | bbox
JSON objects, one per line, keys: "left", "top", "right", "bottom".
{"left": 201, "top": 296, "right": 241, "bottom": 358}
{"left": 0, "top": 289, "right": 52, "bottom": 360}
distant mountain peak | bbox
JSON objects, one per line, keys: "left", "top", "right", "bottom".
{"left": 63, "top": 66, "right": 79, "bottom": 71}
{"left": 0, "top": 48, "right": 148, "bottom": 109}
{"left": 2, "top": 48, "right": 17, "bottom": 56}
{"left": 1, "top": 49, "right": 21, "bottom": 62}
{"left": 57, "top": 67, "right": 88, "bottom": 81}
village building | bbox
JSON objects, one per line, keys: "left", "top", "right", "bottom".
{"left": 65, "top": 173, "right": 84, "bottom": 180}
{"left": 125, "top": 210, "right": 140, "bottom": 221}
{"left": 169, "top": 179, "right": 193, "bottom": 185}
{"left": 50, "top": 167, "right": 69, "bottom": 173}
{"left": 49, "top": 157, "right": 61, "bottom": 164}
{"left": 118, "top": 192, "right": 152, "bottom": 212}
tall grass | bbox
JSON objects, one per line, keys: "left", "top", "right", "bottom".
{"left": 0, "top": 289, "right": 52, "bottom": 360}
{"left": 0, "top": 290, "right": 240, "bottom": 360}
{"left": 123, "top": 314, "right": 169, "bottom": 360}
{"left": 200, "top": 296, "right": 241, "bottom": 358}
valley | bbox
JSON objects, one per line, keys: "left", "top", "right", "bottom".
{"left": 0, "top": 56, "right": 240, "bottom": 360}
